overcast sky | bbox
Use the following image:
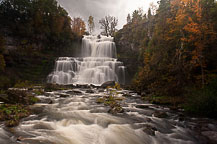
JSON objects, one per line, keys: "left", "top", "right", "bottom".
{"left": 57, "top": 0, "right": 158, "bottom": 34}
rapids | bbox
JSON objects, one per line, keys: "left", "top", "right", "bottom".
{"left": 0, "top": 87, "right": 207, "bottom": 144}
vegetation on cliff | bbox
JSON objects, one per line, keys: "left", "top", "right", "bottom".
{"left": 115, "top": 0, "right": 217, "bottom": 118}
{"left": 0, "top": 0, "right": 85, "bottom": 88}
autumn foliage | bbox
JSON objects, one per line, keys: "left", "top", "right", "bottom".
{"left": 116, "top": 0, "right": 217, "bottom": 104}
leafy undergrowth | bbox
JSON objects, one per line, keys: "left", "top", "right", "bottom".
{"left": 0, "top": 104, "right": 30, "bottom": 127}
{"left": 184, "top": 78, "right": 217, "bottom": 118}
{"left": 0, "top": 89, "right": 40, "bottom": 127}
{"left": 142, "top": 78, "right": 217, "bottom": 119}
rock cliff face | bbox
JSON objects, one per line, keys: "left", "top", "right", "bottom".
{"left": 0, "top": 28, "right": 81, "bottom": 86}
{"left": 115, "top": 27, "right": 143, "bottom": 84}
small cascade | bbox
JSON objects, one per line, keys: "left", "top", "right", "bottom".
{"left": 47, "top": 35, "right": 126, "bottom": 85}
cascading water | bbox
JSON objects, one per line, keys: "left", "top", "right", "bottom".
{"left": 1, "top": 88, "right": 207, "bottom": 144}
{"left": 47, "top": 35, "right": 126, "bottom": 85}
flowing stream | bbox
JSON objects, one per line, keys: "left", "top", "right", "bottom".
{"left": 0, "top": 87, "right": 209, "bottom": 144}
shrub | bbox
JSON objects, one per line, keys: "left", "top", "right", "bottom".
{"left": 184, "top": 78, "right": 217, "bottom": 118}
{"left": 14, "top": 80, "right": 32, "bottom": 88}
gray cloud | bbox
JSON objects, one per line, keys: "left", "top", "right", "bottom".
{"left": 57, "top": 0, "right": 156, "bottom": 34}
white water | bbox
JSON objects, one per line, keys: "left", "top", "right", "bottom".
{"left": 47, "top": 35, "right": 126, "bottom": 85}
{"left": 2, "top": 88, "right": 199, "bottom": 144}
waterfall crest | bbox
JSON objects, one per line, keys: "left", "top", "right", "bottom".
{"left": 48, "top": 35, "right": 126, "bottom": 85}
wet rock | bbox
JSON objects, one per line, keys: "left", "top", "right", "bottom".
{"left": 141, "top": 92, "right": 146, "bottom": 97}
{"left": 208, "top": 124, "right": 217, "bottom": 132}
{"left": 201, "top": 131, "right": 217, "bottom": 143}
{"left": 48, "top": 100, "right": 53, "bottom": 104}
{"left": 178, "top": 114, "right": 186, "bottom": 121}
{"left": 31, "top": 105, "right": 44, "bottom": 114}
{"left": 17, "top": 136, "right": 24, "bottom": 142}
{"left": 66, "top": 90, "right": 82, "bottom": 95}
{"left": 75, "top": 84, "right": 89, "bottom": 89}
{"left": 86, "top": 89, "right": 95, "bottom": 93}
{"left": 98, "top": 89, "right": 105, "bottom": 92}
{"left": 39, "top": 98, "right": 52, "bottom": 104}
{"left": 108, "top": 107, "right": 124, "bottom": 114}
{"left": 5, "top": 120, "right": 19, "bottom": 127}
{"left": 101, "top": 81, "right": 115, "bottom": 88}
{"left": 108, "top": 103, "right": 124, "bottom": 114}
{"left": 28, "top": 88, "right": 33, "bottom": 91}
{"left": 90, "top": 84, "right": 100, "bottom": 89}
{"left": 122, "top": 93, "right": 131, "bottom": 97}
{"left": 59, "top": 94, "right": 70, "bottom": 98}
{"left": 135, "top": 105, "right": 149, "bottom": 109}
{"left": 33, "top": 123, "right": 54, "bottom": 130}
{"left": 143, "top": 125, "right": 157, "bottom": 136}
{"left": 153, "top": 111, "right": 169, "bottom": 118}
{"left": 44, "top": 83, "right": 61, "bottom": 92}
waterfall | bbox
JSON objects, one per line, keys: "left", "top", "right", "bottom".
{"left": 47, "top": 35, "right": 126, "bottom": 85}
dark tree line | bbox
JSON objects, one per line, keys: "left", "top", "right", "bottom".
{"left": 0, "top": 0, "right": 86, "bottom": 52}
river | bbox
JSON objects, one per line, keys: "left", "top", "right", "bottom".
{"left": 1, "top": 86, "right": 216, "bottom": 144}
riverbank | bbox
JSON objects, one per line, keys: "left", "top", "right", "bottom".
{"left": 0, "top": 86, "right": 42, "bottom": 127}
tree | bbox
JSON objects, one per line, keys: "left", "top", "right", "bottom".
{"left": 72, "top": 17, "right": 86, "bottom": 37}
{"left": 127, "top": 14, "right": 131, "bottom": 23}
{"left": 88, "top": 16, "right": 95, "bottom": 34}
{"left": 0, "top": 35, "right": 5, "bottom": 72}
{"left": 109, "top": 16, "right": 118, "bottom": 36}
{"left": 148, "top": 8, "right": 152, "bottom": 19}
{"left": 99, "top": 15, "right": 118, "bottom": 37}
{"left": 149, "top": 2, "right": 157, "bottom": 15}
{"left": 166, "top": 0, "right": 217, "bottom": 87}
{"left": 132, "top": 9, "right": 142, "bottom": 23}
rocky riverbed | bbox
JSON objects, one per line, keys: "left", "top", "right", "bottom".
{"left": 0, "top": 86, "right": 217, "bottom": 144}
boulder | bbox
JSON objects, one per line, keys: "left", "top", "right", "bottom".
{"left": 135, "top": 104, "right": 149, "bottom": 109}
{"left": 66, "top": 90, "right": 82, "bottom": 95}
{"left": 98, "top": 89, "right": 105, "bottom": 92}
{"left": 202, "top": 131, "right": 217, "bottom": 143}
{"left": 86, "top": 89, "right": 95, "bottom": 93}
{"left": 153, "top": 111, "right": 169, "bottom": 118}
{"left": 108, "top": 107, "right": 124, "bottom": 114}
{"left": 59, "top": 93, "right": 70, "bottom": 98}
{"left": 143, "top": 125, "right": 157, "bottom": 136}
{"left": 101, "top": 81, "right": 115, "bottom": 88}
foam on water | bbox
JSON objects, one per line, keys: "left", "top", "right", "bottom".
{"left": 6, "top": 89, "right": 198, "bottom": 144}
{"left": 47, "top": 35, "right": 126, "bottom": 85}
